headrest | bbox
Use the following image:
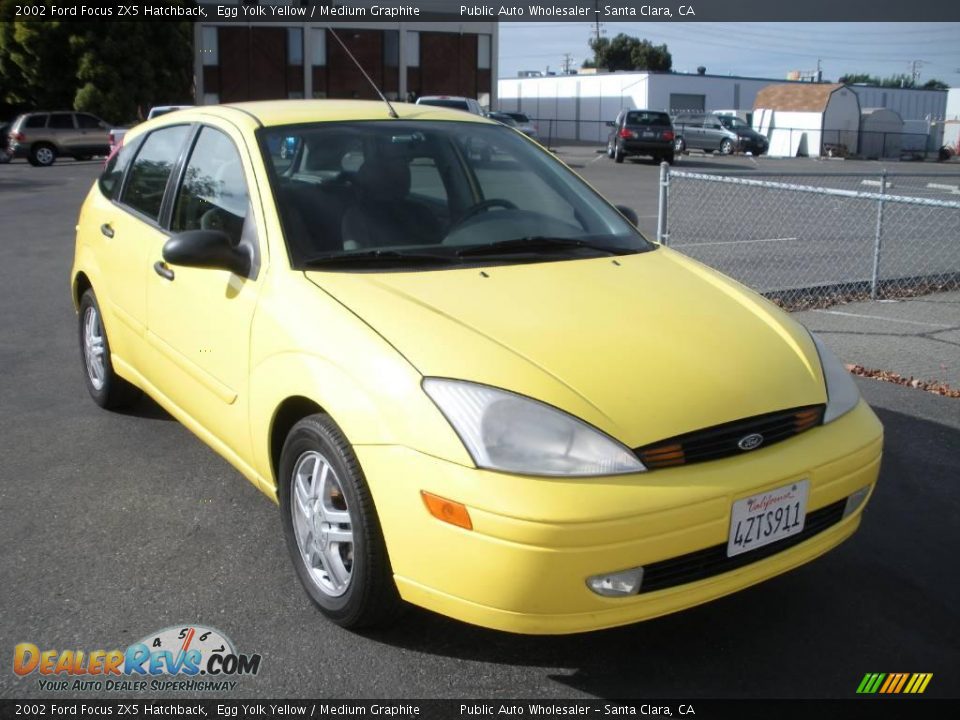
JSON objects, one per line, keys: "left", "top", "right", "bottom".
{"left": 356, "top": 149, "right": 411, "bottom": 202}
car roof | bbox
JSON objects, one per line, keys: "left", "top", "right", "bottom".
{"left": 121, "top": 100, "right": 494, "bottom": 145}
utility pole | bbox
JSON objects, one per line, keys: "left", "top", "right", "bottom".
{"left": 816, "top": 58, "right": 822, "bottom": 83}
{"left": 910, "top": 60, "right": 925, "bottom": 86}
{"left": 561, "top": 53, "right": 575, "bottom": 74}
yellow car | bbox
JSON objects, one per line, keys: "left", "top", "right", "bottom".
{"left": 71, "top": 100, "right": 883, "bottom": 634}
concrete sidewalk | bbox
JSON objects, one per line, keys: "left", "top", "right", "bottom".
{"left": 793, "top": 290, "right": 960, "bottom": 390}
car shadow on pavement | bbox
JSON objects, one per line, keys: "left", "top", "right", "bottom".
{"left": 115, "top": 393, "right": 175, "bottom": 421}
{"left": 360, "top": 405, "right": 960, "bottom": 699}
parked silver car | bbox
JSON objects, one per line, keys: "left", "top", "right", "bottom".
{"left": 672, "top": 113, "right": 767, "bottom": 156}
{"left": 8, "top": 111, "right": 111, "bottom": 166}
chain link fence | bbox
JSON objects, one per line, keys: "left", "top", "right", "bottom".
{"left": 659, "top": 169, "right": 960, "bottom": 309}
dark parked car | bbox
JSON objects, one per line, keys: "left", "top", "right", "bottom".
{"left": 8, "top": 111, "right": 111, "bottom": 166}
{"left": 673, "top": 113, "right": 767, "bottom": 156}
{"left": 500, "top": 112, "right": 539, "bottom": 140}
{"left": 606, "top": 110, "right": 675, "bottom": 164}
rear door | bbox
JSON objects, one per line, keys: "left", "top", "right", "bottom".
{"left": 47, "top": 112, "right": 77, "bottom": 154}
{"left": 92, "top": 125, "right": 192, "bottom": 368}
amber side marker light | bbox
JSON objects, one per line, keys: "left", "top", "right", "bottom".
{"left": 421, "top": 491, "right": 473, "bottom": 530}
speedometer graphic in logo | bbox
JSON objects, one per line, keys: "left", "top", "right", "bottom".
{"left": 134, "top": 625, "right": 235, "bottom": 671}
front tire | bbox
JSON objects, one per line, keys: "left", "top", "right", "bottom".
{"left": 78, "top": 289, "right": 141, "bottom": 409}
{"left": 279, "top": 414, "right": 401, "bottom": 629}
{"left": 720, "top": 139, "right": 734, "bottom": 155}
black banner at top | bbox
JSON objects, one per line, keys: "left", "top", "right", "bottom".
{"left": 5, "top": 0, "right": 960, "bottom": 23}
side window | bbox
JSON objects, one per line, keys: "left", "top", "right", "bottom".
{"left": 172, "top": 127, "right": 249, "bottom": 247}
{"left": 77, "top": 114, "right": 103, "bottom": 130}
{"left": 121, "top": 125, "right": 190, "bottom": 222}
{"left": 25, "top": 115, "right": 47, "bottom": 129}
{"left": 49, "top": 113, "right": 75, "bottom": 129}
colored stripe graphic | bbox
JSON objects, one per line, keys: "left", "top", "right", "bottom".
{"left": 858, "top": 672, "right": 932, "bottom": 694}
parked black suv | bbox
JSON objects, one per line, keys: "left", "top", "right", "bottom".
{"left": 606, "top": 110, "right": 675, "bottom": 164}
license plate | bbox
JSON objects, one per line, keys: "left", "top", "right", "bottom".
{"left": 727, "top": 480, "right": 809, "bottom": 557}
{"left": 642, "top": 131, "right": 655, "bottom": 138}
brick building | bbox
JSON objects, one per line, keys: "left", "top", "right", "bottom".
{"left": 194, "top": 20, "right": 498, "bottom": 107}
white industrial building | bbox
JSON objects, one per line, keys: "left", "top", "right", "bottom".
{"left": 496, "top": 72, "right": 948, "bottom": 155}
{"left": 497, "top": 72, "right": 781, "bottom": 144}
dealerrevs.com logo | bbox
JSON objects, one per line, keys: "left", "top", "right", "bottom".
{"left": 13, "top": 625, "right": 262, "bottom": 692}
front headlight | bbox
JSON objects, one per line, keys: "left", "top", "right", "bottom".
{"left": 422, "top": 378, "right": 646, "bottom": 477}
{"left": 811, "top": 334, "right": 861, "bottom": 423}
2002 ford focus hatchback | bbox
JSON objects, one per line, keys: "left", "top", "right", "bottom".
{"left": 71, "top": 101, "right": 883, "bottom": 634}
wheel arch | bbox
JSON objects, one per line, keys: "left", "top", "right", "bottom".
{"left": 269, "top": 395, "right": 326, "bottom": 492}
{"left": 72, "top": 271, "right": 93, "bottom": 311}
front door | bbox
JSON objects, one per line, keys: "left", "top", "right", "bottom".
{"left": 144, "top": 123, "right": 264, "bottom": 466}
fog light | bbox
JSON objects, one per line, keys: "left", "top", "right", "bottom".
{"left": 587, "top": 567, "right": 644, "bottom": 597}
{"left": 843, "top": 486, "right": 871, "bottom": 519}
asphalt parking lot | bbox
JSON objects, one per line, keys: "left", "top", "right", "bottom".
{"left": 1, "top": 157, "right": 958, "bottom": 701}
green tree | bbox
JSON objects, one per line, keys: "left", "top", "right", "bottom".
{"left": 588, "top": 34, "right": 672, "bottom": 72}
{"left": 71, "top": 22, "right": 193, "bottom": 123}
{"left": 838, "top": 72, "right": 949, "bottom": 90}
{"left": 0, "top": 3, "right": 192, "bottom": 124}
{"left": 0, "top": 3, "right": 79, "bottom": 109}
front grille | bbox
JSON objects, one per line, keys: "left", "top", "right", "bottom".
{"left": 635, "top": 405, "right": 825, "bottom": 469}
{"left": 639, "top": 499, "right": 846, "bottom": 594}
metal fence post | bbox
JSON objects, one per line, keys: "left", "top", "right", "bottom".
{"left": 870, "top": 170, "right": 887, "bottom": 299}
{"left": 657, "top": 162, "right": 670, "bottom": 245}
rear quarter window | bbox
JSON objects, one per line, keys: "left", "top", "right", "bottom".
{"left": 24, "top": 115, "right": 48, "bottom": 129}
{"left": 120, "top": 125, "right": 191, "bottom": 222}
{"left": 99, "top": 140, "right": 138, "bottom": 199}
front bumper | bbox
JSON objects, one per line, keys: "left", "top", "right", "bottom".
{"left": 358, "top": 400, "right": 882, "bottom": 634}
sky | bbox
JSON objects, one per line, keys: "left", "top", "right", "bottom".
{"left": 498, "top": 22, "right": 960, "bottom": 87}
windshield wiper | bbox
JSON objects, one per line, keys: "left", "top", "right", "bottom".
{"left": 454, "top": 236, "right": 635, "bottom": 258}
{"left": 302, "top": 249, "right": 460, "bottom": 269}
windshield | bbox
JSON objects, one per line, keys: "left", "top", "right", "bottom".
{"left": 259, "top": 120, "right": 654, "bottom": 271}
{"left": 718, "top": 116, "right": 749, "bottom": 130}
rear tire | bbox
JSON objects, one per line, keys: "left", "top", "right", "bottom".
{"left": 665, "top": 152, "right": 675, "bottom": 165}
{"left": 720, "top": 139, "right": 734, "bottom": 155}
{"left": 614, "top": 143, "right": 625, "bottom": 163}
{"left": 78, "top": 289, "right": 141, "bottom": 409}
{"left": 30, "top": 143, "right": 56, "bottom": 167}
{"left": 279, "top": 414, "right": 402, "bottom": 629}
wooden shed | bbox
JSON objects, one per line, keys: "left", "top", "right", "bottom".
{"left": 753, "top": 83, "right": 861, "bottom": 158}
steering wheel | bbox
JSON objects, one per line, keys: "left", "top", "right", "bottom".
{"left": 456, "top": 198, "right": 518, "bottom": 224}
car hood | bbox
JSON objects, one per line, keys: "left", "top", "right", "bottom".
{"left": 305, "top": 248, "right": 826, "bottom": 448}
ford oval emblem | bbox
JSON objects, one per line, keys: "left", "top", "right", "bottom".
{"left": 738, "top": 433, "right": 764, "bottom": 451}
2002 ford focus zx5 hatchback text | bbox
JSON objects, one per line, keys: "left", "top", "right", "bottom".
{"left": 71, "top": 100, "right": 883, "bottom": 634}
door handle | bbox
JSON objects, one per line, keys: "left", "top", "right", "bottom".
{"left": 100, "top": 223, "right": 114, "bottom": 238}
{"left": 153, "top": 261, "right": 175, "bottom": 281}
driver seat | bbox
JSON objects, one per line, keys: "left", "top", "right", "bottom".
{"left": 340, "top": 151, "right": 442, "bottom": 250}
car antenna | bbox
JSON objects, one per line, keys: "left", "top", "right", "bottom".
{"left": 327, "top": 28, "right": 399, "bottom": 119}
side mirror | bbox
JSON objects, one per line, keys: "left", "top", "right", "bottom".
{"left": 163, "top": 230, "right": 249, "bottom": 276}
{"left": 615, "top": 205, "right": 639, "bottom": 227}
{"left": 605, "top": 121, "right": 615, "bottom": 128}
